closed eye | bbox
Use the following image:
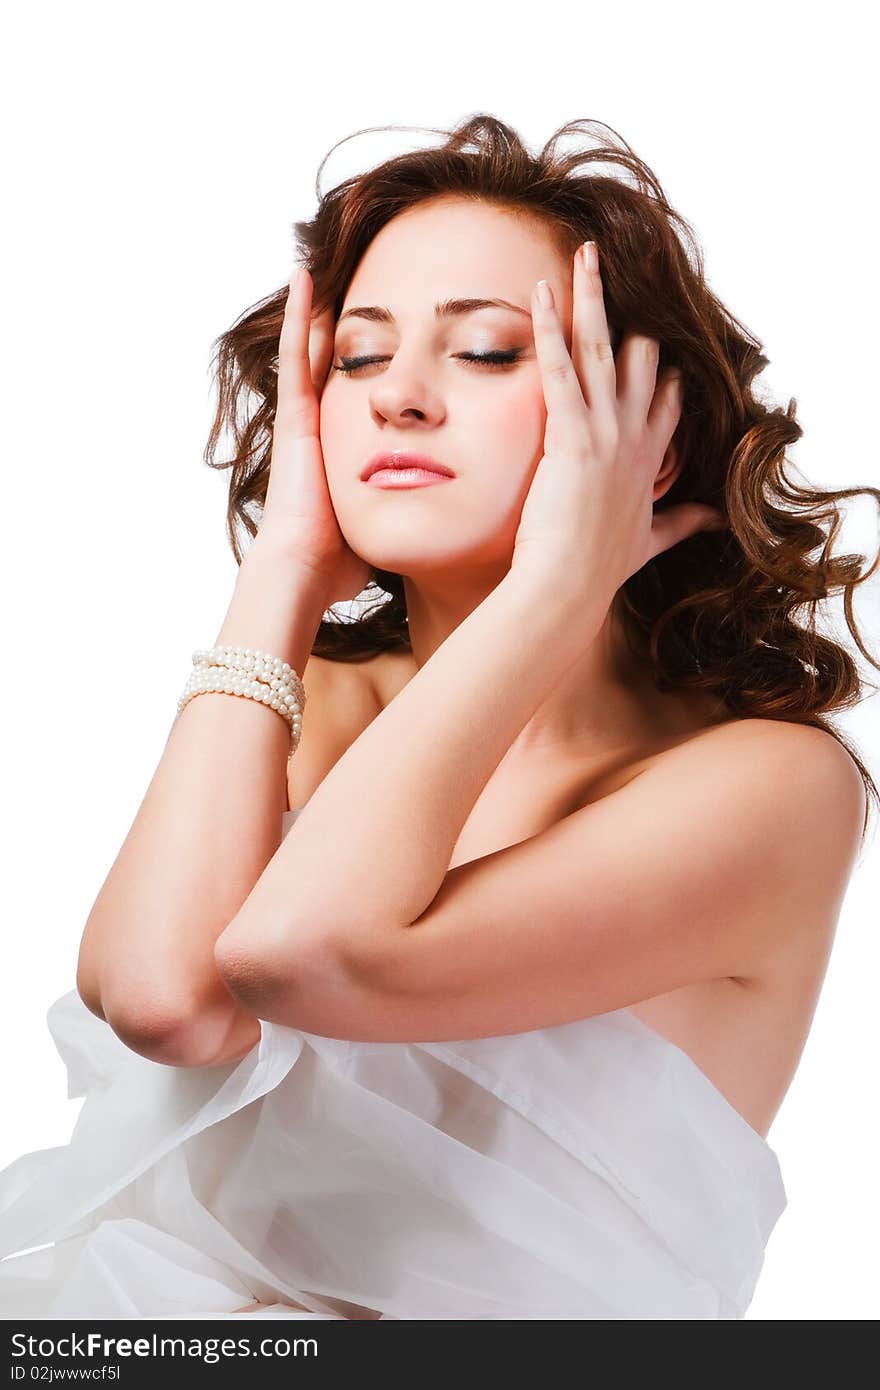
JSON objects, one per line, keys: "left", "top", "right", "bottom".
{"left": 332, "top": 349, "right": 524, "bottom": 376}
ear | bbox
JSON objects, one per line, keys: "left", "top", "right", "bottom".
{"left": 651, "top": 436, "right": 684, "bottom": 502}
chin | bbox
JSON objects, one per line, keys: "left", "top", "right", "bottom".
{"left": 342, "top": 508, "right": 514, "bottom": 578}
{"left": 364, "top": 545, "right": 516, "bottom": 585}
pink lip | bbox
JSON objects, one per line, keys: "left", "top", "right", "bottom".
{"left": 364, "top": 468, "right": 454, "bottom": 488}
{"left": 361, "top": 450, "right": 456, "bottom": 483}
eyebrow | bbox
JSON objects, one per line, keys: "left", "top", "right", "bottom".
{"left": 337, "top": 297, "right": 532, "bottom": 326}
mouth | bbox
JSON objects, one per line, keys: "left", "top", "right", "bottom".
{"left": 360, "top": 450, "right": 457, "bottom": 483}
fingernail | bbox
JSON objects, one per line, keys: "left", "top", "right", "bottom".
{"left": 581, "top": 241, "right": 598, "bottom": 272}
{"left": 536, "top": 280, "right": 554, "bottom": 309}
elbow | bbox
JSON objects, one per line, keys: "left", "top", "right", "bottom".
{"left": 213, "top": 922, "right": 341, "bottom": 1028}
{"left": 213, "top": 931, "right": 278, "bottom": 1016}
{"left": 99, "top": 986, "right": 233, "bottom": 1069}
{"left": 75, "top": 938, "right": 205, "bottom": 1064}
{"left": 75, "top": 923, "right": 259, "bottom": 1068}
{"left": 75, "top": 962, "right": 107, "bottom": 1023}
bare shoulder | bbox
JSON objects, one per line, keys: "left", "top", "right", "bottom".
{"left": 652, "top": 715, "right": 867, "bottom": 941}
{"left": 692, "top": 716, "right": 866, "bottom": 840}
{"left": 286, "top": 652, "right": 384, "bottom": 811}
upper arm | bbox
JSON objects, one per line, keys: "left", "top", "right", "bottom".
{"left": 284, "top": 720, "right": 866, "bottom": 1042}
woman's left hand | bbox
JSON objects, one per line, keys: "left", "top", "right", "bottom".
{"left": 511, "top": 242, "right": 726, "bottom": 599}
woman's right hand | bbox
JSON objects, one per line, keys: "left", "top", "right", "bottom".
{"left": 256, "top": 266, "right": 372, "bottom": 603}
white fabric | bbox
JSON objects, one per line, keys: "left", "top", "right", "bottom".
{"left": 0, "top": 807, "right": 786, "bottom": 1321}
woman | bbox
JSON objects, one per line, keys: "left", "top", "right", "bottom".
{"left": 0, "top": 114, "right": 876, "bottom": 1321}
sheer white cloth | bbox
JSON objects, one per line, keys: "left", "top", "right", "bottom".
{"left": 0, "top": 807, "right": 786, "bottom": 1320}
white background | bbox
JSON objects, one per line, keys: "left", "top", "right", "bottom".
{"left": 1, "top": 0, "right": 878, "bottom": 1321}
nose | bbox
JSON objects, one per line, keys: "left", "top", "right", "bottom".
{"left": 368, "top": 353, "right": 445, "bottom": 427}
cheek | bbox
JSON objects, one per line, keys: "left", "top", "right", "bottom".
{"left": 493, "top": 381, "right": 547, "bottom": 463}
{"left": 512, "top": 379, "right": 547, "bottom": 426}
{"left": 470, "top": 385, "right": 547, "bottom": 523}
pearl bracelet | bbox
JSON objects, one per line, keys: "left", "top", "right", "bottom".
{"left": 175, "top": 644, "right": 307, "bottom": 757}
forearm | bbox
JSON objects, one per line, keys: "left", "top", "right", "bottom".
{"left": 225, "top": 570, "right": 606, "bottom": 970}
{"left": 76, "top": 539, "right": 330, "bottom": 1059}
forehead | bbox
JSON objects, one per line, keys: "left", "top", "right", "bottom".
{"left": 341, "top": 196, "right": 569, "bottom": 308}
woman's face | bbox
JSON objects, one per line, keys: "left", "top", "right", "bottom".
{"left": 318, "top": 194, "right": 575, "bottom": 584}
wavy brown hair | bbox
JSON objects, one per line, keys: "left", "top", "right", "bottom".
{"left": 205, "top": 113, "right": 880, "bottom": 847}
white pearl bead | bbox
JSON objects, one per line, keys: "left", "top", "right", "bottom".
{"left": 176, "top": 643, "right": 308, "bottom": 742}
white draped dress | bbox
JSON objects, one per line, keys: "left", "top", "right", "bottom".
{"left": 0, "top": 806, "right": 787, "bottom": 1320}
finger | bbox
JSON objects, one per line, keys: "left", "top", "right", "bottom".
{"left": 275, "top": 267, "right": 319, "bottom": 442}
{"left": 649, "top": 502, "right": 727, "bottom": 560}
{"left": 644, "top": 368, "right": 684, "bottom": 459}
{"left": 531, "top": 278, "right": 589, "bottom": 445}
{"left": 614, "top": 333, "right": 661, "bottom": 429}
{"left": 571, "top": 243, "right": 617, "bottom": 424}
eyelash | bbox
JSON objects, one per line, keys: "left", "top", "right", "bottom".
{"left": 332, "top": 349, "right": 524, "bottom": 376}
